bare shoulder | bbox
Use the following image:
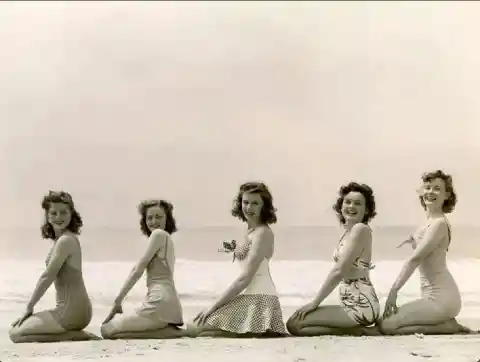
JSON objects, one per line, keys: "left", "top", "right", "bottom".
{"left": 254, "top": 226, "right": 274, "bottom": 240}
{"left": 57, "top": 234, "right": 78, "bottom": 247}
{"left": 350, "top": 223, "right": 372, "bottom": 242}
{"left": 54, "top": 234, "right": 79, "bottom": 256}
{"left": 250, "top": 226, "right": 273, "bottom": 248}
{"left": 352, "top": 222, "right": 371, "bottom": 234}
{"left": 429, "top": 218, "right": 449, "bottom": 234}
{"left": 150, "top": 228, "right": 170, "bottom": 241}
{"left": 149, "top": 229, "right": 170, "bottom": 248}
{"left": 431, "top": 217, "right": 448, "bottom": 226}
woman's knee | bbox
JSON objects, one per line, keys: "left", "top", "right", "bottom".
{"left": 377, "top": 318, "right": 398, "bottom": 335}
{"left": 101, "top": 314, "right": 166, "bottom": 339}
{"left": 9, "top": 327, "right": 23, "bottom": 343}
{"left": 285, "top": 315, "right": 301, "bottom": 335}
{"left": 100, "top": 322, "right": 116, "bottom": 339}
{"left": 100, "top": 316, "right": 130, "bottom": 339}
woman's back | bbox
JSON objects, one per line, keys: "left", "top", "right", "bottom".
{"left": 45, "top": 236, "right": 92, "bottom": 330}
{"left": 46, "top": 237, "right": 89, "bottom": 297}
{"left": 234, "top": 226, "right": 277, "bottom": 295}
{"left": 415, "top": 222, "right": 456, "bottom": 288}
{"left": 145, "top": 236, "right": 176, "bottom": 288}
{"left": 333, "top": 227, "right": 374, "bottom": 281}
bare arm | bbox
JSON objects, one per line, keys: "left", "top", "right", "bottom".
{"left": 312, "top": 223, "right": 369, "bottom": 306}
{"left": 390, "top": 219, "right": 447, "bottom": 293}
{"left": 113, "top": 229, "right": 167, "bottom": 304}
{"left": 26, "top": 235, "right": 74, "bottom": 309}
{"left": 397, "top": 235, "right": 417, "bottom": 249}
{"left": 208, "top": 228, "right": 272, "bottom": 312}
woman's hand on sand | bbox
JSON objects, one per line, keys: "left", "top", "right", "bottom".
{"left": 295, "top": 301, "right": 318, "bottom": 320}
{"left": 193, "top": 309, "right": 213, "bottom": 326}
{"left": 397, "top": 236, "right": 417, "bottom": 249}
{"left": 383, "top": 290, "right": 398, "bottom": 319}
{"left": 11, "top": 306, "right": 33, "bottom": 327}
{"left": 102, "top": 303, "right": 123, "bottom": 324}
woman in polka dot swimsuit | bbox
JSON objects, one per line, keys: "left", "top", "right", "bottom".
{"left": 191, "top": 182, "right": 287, "bottom": 338}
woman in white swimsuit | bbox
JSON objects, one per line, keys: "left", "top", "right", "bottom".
{"left": 380, "top": 170, "right": 473, "bottom": 335}
{"left": 101, "top": 199, "right": 185, "bottom": 339}
{"left": 191, "top": 182, "right": 287, "bottom": 338}
{"left": 287, "top": 182, "right": 380, "bottom": 336}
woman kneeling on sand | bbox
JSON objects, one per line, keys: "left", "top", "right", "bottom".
{"left": 101, "top": 199, "right": 185, "bottom": 339}
{"left": 379, "top": 170, "right": 474, "bottom": 335}
{"left": 287, "top": 182, "right": 381, "bottom": 336}
{"left": 191, "top": 182, "right": 287, "bottom": 338}
{"left": 9, "top": 191, "right": 96, "bottom": 343}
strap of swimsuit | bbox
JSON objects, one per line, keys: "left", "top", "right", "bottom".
{"left": 338, "top": 223, "right": 371, "bottom": 242}
{"left": 338, "top": 229, "right": 348, "bottom": 243}
{"left": 162, "top": 236, "right": 173, "bottom": 274}
{"left": 334, "top": 230, "right": 349, "bottom": 260}
{"left": 444, "top": 218, "right": 452, "bottom": 251}
{"left": 336, "top": 225, "right": 372, "bottom": 264}
{"left": 148, "top": 234, "right": 173, "bottom": 275}
{"left": 426, "top": 218, "right": 452, "bottom": 251}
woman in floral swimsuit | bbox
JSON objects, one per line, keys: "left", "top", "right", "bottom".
{"left": 286, "top": 182, "right": 380, "bottom": 336}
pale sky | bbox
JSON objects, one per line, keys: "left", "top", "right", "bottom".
{"left": 1, "top": 1, "right": 479, "bottom": 228}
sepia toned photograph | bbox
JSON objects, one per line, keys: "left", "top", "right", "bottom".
{"left": 0, "top": 1, "right": 479, "bottom": 361}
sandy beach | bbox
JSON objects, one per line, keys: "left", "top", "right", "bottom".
{"left": 1, "top": 255, "right": 479, "bottom": 362}
{"left": 1, "top": 334, "right": 480, "bottom": 362}
{"left": 1, "top": 307, "right": 479, "bottom": 362}
{"left": 3, "top": 1, "right": 480, "bottom": 361}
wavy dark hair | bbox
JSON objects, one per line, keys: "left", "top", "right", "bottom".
{"left": 333, "top": 182, "right": 377, "bottom": 225}
{"left": 41, "top": 190, "right": 83, "bottom": 239}
{"left": 419, "top": 170, "right": 457, "bottom": 213}
{"left": 231, "top": 182, "right": 277, "bottom": 225}
{"left": 138, "top": 199, "right": 178, "bottom": 237}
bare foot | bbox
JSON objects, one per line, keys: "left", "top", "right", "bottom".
{"left": 446, "top": 319, "right": 477, "bottom": 334}
{"left": 185, "top": 323, "right": 200, "bottom": 337}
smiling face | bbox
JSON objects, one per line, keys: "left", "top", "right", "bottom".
{"left": 341, "top": 191, "right": 367, "bottom": 224}
{"left": 421, "top": 177, "right": 449, "bottom": 213}
{"left": 241, "top": 192, "right": 264, "bottom": 224}
{"left": 47, "top": 202, "right": 72, "bottom": 234}
{"left": 145, "top": 205, "right": 167, "bottom": 232}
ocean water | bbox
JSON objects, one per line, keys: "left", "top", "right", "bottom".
{"left": 0, "top": 226, "right": 479, "bottom": 326}
{"left": 2, "top": 225, "right": 480, "bottom": 261}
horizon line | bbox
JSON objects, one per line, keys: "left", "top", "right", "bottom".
{"left": 1, "top": 224, "right": 478, "bottom": 230}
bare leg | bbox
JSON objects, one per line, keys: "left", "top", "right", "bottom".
{"left": 10, "top": 331, "right": 102, "bottom": 343}
{"left": 112, "top": 326, "right": 187, "bottom": 340}
{"left": 387, "top": 319, "right": 477, "bottom": 335}
{"left": 296, "top": 325, "right": 382, "bottom": 337}
{"left": 101, "top": 314, "right": 185, "bottom": 340}
{"left": 188, "top": 323, "right": 285, "bottom": 339}
{"left": 197, "top": 329, "right": 250, "bottom": 338}
{"left": 286, "top": 305, "right": 376, "bottom": 336}
{"left": 379, "top": 299, "right": 471, "bottom": 335}
{"left": 9, "top": 311, "right": 100, "bottom": 343}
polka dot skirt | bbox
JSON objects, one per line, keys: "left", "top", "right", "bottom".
{"left": 205, "top": 294, "right": 287, "bottom": 335}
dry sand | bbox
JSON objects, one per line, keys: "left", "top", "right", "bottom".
{"left": 1, "top": 308, "right": 479, "bottom": 362}
{"left": 2, "top": 334, "right": 480, "bottom": 362}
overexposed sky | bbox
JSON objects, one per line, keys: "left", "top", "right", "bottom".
{"left": 1, "top": 1, "right": 479, "bottom": 228}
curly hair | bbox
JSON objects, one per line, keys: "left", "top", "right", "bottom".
{"left": 231, "top": 182, "right": 277, "bottom": 225}
{"left": 419, "top": 170, "right": 457, "bottom": 213}
{"left": 333, "top": 182, "right": 377, "bottom": 225}
{"left": 41, "top": 190, "right": 83, "bottom": 239}
{"left": 138, "top": 199, "right": 178, "bottom": 237}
